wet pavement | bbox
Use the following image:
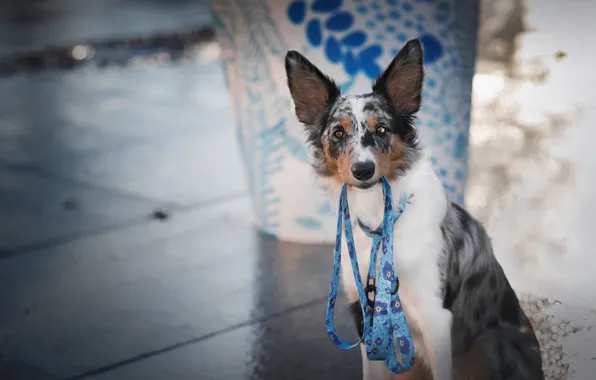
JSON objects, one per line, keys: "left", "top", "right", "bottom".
{"left": 0, "top": 1, "right": 362, "bottom": 379}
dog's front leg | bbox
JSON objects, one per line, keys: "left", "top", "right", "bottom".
{"left": 393, "top": 193, "right": 453, "bottom": 380}
{"left": 415, "top": 294, "right": 453, "bottom": 380}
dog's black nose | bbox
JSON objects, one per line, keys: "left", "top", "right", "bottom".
{"left": 351, "top": 161, "right": 375, "bottom": 181}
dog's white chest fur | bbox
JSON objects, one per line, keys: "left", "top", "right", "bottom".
{"left": 339, "top": 155, "right": 454, "bottom": 379}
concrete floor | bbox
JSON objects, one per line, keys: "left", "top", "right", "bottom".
{"left": 0, "top": 1, "right": 362, "bottom": 379}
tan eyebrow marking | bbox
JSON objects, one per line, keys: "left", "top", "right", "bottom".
{"left": 367, "top": 118, "right": 378, "bottom": 129}
{"left": 338, "top": 117, "right": 352, "bottom": 132}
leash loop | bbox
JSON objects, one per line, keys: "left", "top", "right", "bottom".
{"left": 325, "top": 177, "right": 416, "bottom": 375}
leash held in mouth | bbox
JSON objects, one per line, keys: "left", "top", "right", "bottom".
{"left": 325, "top": 177, "right": 416, "bottom": 376}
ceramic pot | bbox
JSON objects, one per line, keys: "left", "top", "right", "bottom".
{"left": 210, "top": 0, "right": 479, "bottom": 242}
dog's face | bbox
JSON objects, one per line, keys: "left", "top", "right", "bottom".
{"left": 285, "top": 39, "right": 423, "bottom": 189}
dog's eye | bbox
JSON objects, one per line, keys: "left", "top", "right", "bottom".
{"left": 376, "top": 126, "right": 387, "bottom": 135}
{"left": 333, "top": 129, "right": 344, "bottom": 138}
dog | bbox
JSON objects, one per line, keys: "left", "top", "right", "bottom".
{"left": 284, "top": 39, "right": 544, "bottom": 380}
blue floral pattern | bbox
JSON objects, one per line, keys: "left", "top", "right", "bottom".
{"left": 374, "top": 301, "right": 389, "bottom": 317}
{"left": 391, "top": 299, "right": 403, "bottom": 314}
{"left": 398, "top": 337, "right": 411, "bottom": 352}
{"left": 288, "top": 0, "right": 385, "bottom": 81}
{"left": 287, "top": 0, "right": 464, "bottom": 82}
{"left": 382, "top": 261, "right": 394, "bottom": 281}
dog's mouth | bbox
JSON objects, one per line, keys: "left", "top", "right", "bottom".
{"left": 351, "top": 180, "right": 380, "bottom": 190}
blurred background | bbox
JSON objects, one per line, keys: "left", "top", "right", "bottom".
{"left": 0, "top": 0, "right": 595, "bottom": 379}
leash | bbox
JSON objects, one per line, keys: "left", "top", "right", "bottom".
{"left": 325, "top": 177, "right": 415, "bottom": 376}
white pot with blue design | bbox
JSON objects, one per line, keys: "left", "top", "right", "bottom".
{"left": 210, "top": 0, "right": 479, "bottom": 243}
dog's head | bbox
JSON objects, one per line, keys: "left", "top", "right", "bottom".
{"left": 285, "top": 39, "right": 423, "bottom": 190}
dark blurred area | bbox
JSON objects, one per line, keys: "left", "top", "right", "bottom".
{"left": 0, "top": 0, "right": 212, "bottom": 54}
{"left": 0, "top": 0, "right": 216, "bottom": 75}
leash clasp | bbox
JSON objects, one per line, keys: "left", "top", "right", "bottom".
{"left": 365, "top": 274, "right": 376, "bottom": 326}
{"left": 391, "top": 276, "right": 400, "bottom": 296}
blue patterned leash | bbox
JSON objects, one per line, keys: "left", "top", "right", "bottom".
{"left": 325, "top": 177, "right": 415, "bottom": 376}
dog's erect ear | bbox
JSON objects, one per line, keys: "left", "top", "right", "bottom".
{"left": 373, "top": 39, "right": 424, "bottom": 115}
{"left": 285, "top": 50, "right": 340, "bottom": 127}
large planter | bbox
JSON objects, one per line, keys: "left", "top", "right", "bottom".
{"left": 211, "top": 0, "right": 479, "bottom": 242}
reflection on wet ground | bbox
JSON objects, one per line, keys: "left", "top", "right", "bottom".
{"left": 0, "top": 1, "right": 361, "bottom": 379}
{"left": 0, "top": 26, "right": 216, "bottom": 75}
